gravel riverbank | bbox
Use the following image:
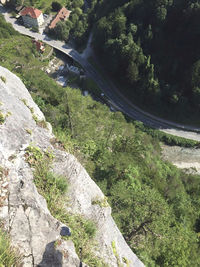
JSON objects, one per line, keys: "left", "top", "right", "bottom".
{"left": 162, "top": 145, "right": 200, "bottom": 174}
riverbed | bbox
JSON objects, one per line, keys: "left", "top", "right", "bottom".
{"left": 162, "top": 145, "right": 200, "bottom": 174}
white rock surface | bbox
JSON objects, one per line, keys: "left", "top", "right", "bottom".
{"left": 0, "top": 66, "right": 144, "bottom": 267}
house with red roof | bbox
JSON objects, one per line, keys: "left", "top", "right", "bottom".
{"left": 49, "top": 7, "right": 71, "bottom": 29}
{"left": 20, "top": 7, "right": 44, "bottom": 28}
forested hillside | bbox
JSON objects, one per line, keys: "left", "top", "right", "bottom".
{"left": 8, "top": 0, "right": 200, "bottom": 123}
{"left": 0, "top": 15, "right": 200, "bottom": 266}
{"left": 91, "top": 0, "right": 200, "bottom": 123}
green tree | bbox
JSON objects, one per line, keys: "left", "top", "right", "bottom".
{"left": 52, "top": 21, "right": 70, "bottom": 41}
{"left": 72, "top": 0, "right": 84, "bottom": 8}
{"left": 52, "top": 1, "right": 62, "bottom": 12}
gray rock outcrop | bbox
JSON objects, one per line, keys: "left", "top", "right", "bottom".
{"left": 0, "top": 66, "right": 144, "bottom": 267}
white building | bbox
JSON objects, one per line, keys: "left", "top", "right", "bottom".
{"left": 20, "top": 7, "right": 44, "bottom": 28}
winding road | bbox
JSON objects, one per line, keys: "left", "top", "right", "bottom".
{"left": 1, "top": 5, "right": 200, "bottom": 141}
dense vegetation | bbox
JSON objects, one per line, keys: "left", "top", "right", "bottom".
{"left": 7, "top": 0, "right": 200, "bottom": 123}
{"left": 7, "top": 0, "right": 68, "bottom": 12}
{"left": 91, "top": 0, "right": 200, "bottom": 124}
{"left": 0, "top": 15, "right": 200, "bottom": 266}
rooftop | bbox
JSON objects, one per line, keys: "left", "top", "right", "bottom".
{"left": 20, "top": 7, "right": 42, "bottom": 19}
{"left": 49, "top": 7, "right": 71, "bottom": 29}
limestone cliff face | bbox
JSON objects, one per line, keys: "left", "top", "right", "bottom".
{"left": 0, "top": 66, "right": 144, "bottom": 267}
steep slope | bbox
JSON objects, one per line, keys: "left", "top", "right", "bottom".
{"left": 0, "top": 66, "right": 144, "bottom": 266}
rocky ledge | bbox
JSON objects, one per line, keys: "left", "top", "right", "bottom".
{"left": 0, "top": 66, "right": 144, "bottom": 267}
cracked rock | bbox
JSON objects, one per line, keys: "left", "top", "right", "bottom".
{"left": 0, "top": 66, "right": 144, "bottom": 267}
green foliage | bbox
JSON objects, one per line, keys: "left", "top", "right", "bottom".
{"left": 21, "top": 99, "right": 48, "bottom": 128}
{"left": 0, "top": 112, "right": 5, "bottom": 124}
{"left": 25, "top": 128, "right": 32, "bottom": 135}
{"left": 0, "top": 76, "right": 6, "bottom": 83}
{"left": 30, "top": 79, "right": 199, "bottom": 265}
{"left": 7, "top": 0, "right": 68, "bottom": 12}
{"left": 45, "top": 171, "right": 68, "bottom": 193}
{"left": 46, "top": 0, "right": 90, "bottom": 46}
{"left": 122, "top": 257, "right": 130, "bottom": 267}
{"left": 33, "top": 83, "right": 199, "bottom": 265}
{"left": 25, "top": 145, "right": 105, "bottom": 266}
{"left": 72, "top": 0, "right": 84, "bottom": 9}
{"left": 111, "top": 241, "right": 122, "bottom": 267}
{"left": 92, "top": 197, "right": 109, "bottom": 208}
{"left": 0, "top": 15, "right": 18, "bottom": 38}
{"left": 49, "top": 21, "right": 70, "bottom": 42}
{"left": 1, "top": 15, "right": 200, "bottom": 266}
{"left": 31, "top": 26, "right": 39, "bottom": 33}
{"left": 51, "top": 1, "right": 62, "bottom": 12}
{"left": 91, "top": 0, "right": 200, "bottom": 124}
{"left": 0, "top": 228, "right": 22, "bottom": 267}
{"left": 82, "top": 77, "right": 101, "bottom": 97}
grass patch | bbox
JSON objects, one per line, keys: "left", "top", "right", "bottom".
{"left": 25, "top": 128, "right": 32, "bottom": 135}
{"left": 0, "top": 228, "right": 22, "bottom": 267}
{"left": 111, "top": 241, "right": 122, "bottom": 267}
{"left": 42, "top": 45, "right": 53, "bottom": 59}
{"left": 92, "top": 197, "right": 109, "bottom": 208}
{"left": 0, "top": 110, "right": 11, "bottom": 125}
{"left": 122, "top": 257, "right": 130, "bottom": 267}
{"left": 25, "top": 145, "right": 106, "bottom": 266}
{"left": 0, "top": 112, "right": 5, "bottom": 124}
{"left": 21, "top": 99, "right": 47, "bottom": 128}
{"left": 0, "top": 76, "right": 6, "bottom": 83}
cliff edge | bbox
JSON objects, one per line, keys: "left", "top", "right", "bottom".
{"left": 0, "top": 66, "right": 144, "bottom": 267}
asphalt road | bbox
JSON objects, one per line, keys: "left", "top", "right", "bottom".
{"left": 2, "top": 5, "right": 200, "bottom": 141}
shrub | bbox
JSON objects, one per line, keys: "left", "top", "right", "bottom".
{"left": 31, "top": 26, "right": 39, "bottom": 33}
{"left": 25, "top": 145, "right": 105, "bottom": 266}
{"left": 45, "top": 171, "right": 68, "bottom": 194}
{"left": 44, "top": 7, "right": 51, "bottom": 14}
{"left": 52, "top": 1, "right": 62, "bottom": 12}
{"left": 0, "top": 76, "right": 6, "bottom": 83}
{"left": 0, "top": 112, "right": 5, "bottom": 124}
{"left": 0, "top": 228, "right": 21, "bottom": 267}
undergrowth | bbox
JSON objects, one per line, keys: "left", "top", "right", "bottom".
{"left": 25, "top": 145, "right": 106, "bottom": 266}
{"left": 0, "top": 228, "right": 21, "bottom": 267}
